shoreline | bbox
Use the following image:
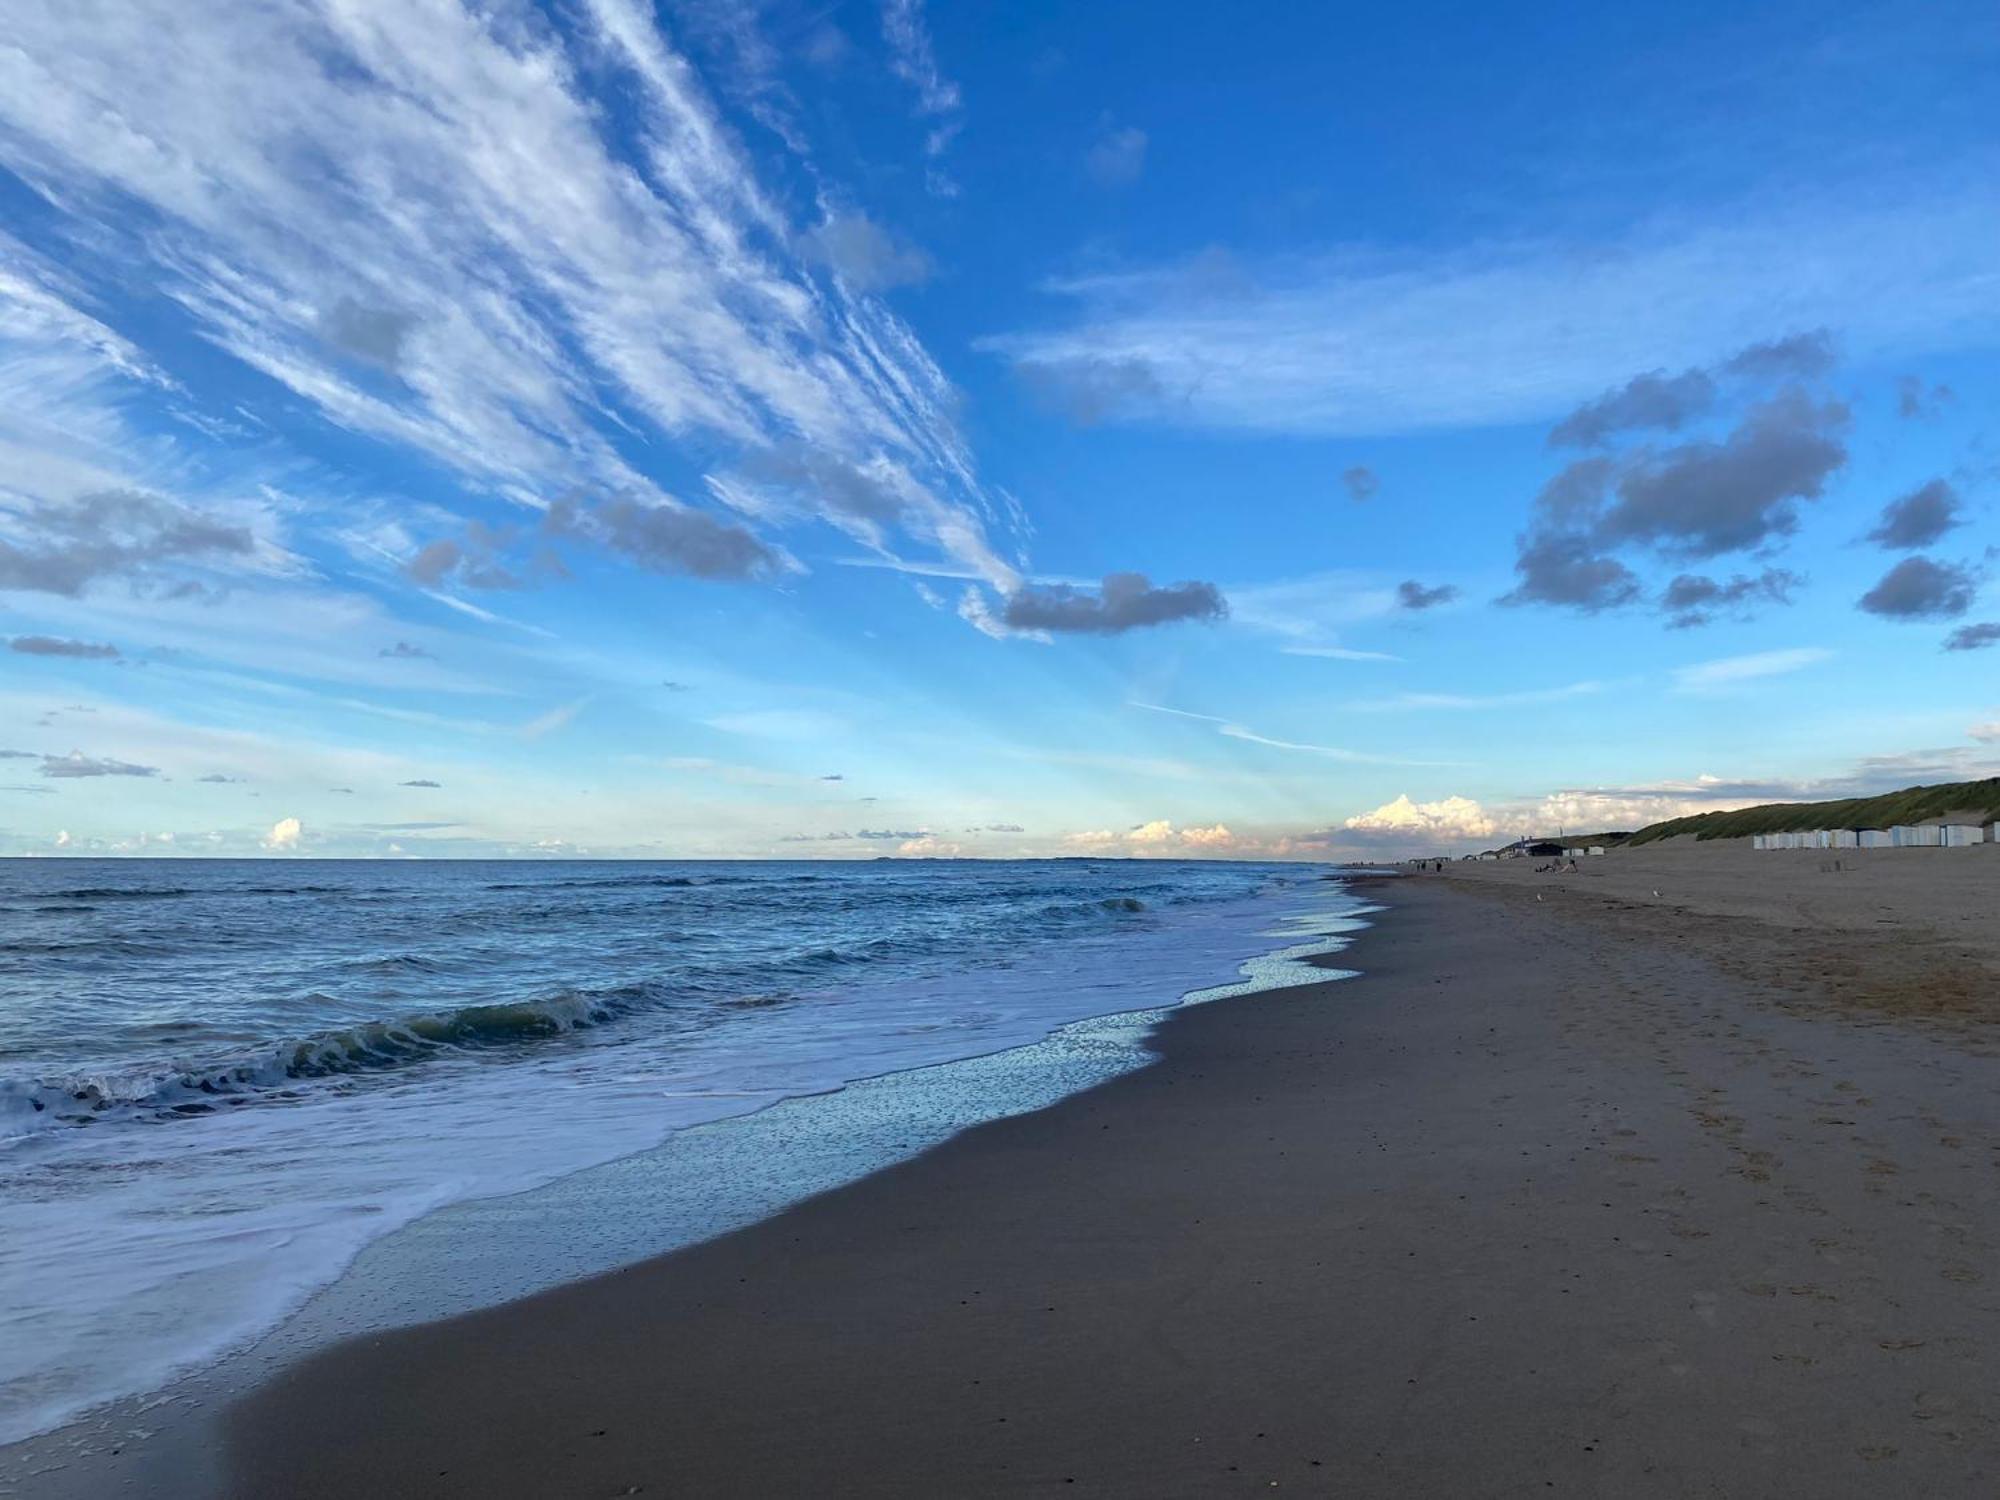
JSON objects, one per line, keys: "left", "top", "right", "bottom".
{"left": 3, "top": 878, "right": 1371, "bottom": 1495}
{"left": 221, "top": 875, "right": 2000, "bottom": 1494}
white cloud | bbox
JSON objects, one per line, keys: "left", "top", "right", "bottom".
{"left": 1969, "top": 721, "right": 2000, "bottom": 744}
{"left": 1343, "top": 794, "right": 1498, "bottom": 841}
{"left": 1671, "top": 647, "right": 1833, "bottom": 693}
{"left": 895, "top": 833, "right": 961, "bottom": 856}
{"left": 1127, "top": 700, "right": 1440, "bottom": 766}
{"left": 1085, "top": 125, "right": 1147, "bottom": 187}
{"left": 0, "top": 0, "right": 1013, "bottom": 594}
{"left": 1350, "top": 680, "right": 1608, "bottom": 711}
{"left": 262, "top": 815, "right": 302, "bottom": 851}
{"left": 981, "top": 176, "right": 2000, "bottom": 435}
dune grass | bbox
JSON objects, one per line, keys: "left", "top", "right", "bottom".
{"left": 1628, "top": 778, "right": 2000, "bottom": 845}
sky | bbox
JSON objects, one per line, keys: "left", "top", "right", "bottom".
{"left": 1, "top": 0, "right": 1998, "bottom": 860}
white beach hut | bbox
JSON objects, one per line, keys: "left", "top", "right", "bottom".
{"left": 1830, "top": 830, "right": 1858, "bottom": 848}
{"left": 1859, "top": 829, "right": 1892, "bottom": 848}
{"left": 1988, "top": 823, "right": 2000, "bottom": 843}
{"left": 1944, "top": 825, "right": 1983, "bottom": 847}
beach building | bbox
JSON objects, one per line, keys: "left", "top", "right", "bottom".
{"left": 1989, "top": 823, "right": 2000, "bottom": 843}
{"left": 1859, "top": 829, "right": 1892, "bottom": 848}
{"left": 1891, "top": 825, "right": 1944, "bottom": 847}
{"left": 1943, "top": 825, "right": 1983, "bottom": 847}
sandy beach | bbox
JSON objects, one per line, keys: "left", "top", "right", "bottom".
{"left": 194, "top": 855, "right": 2000, "bottom": 1497}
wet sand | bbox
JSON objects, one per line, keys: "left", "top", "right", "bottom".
{"left": 219, "top": 874, "right": 2000, "bottom": 1496}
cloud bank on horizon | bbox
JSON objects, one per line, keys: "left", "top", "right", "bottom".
{"left": 0, "top": 0, "right": 1996, "bottom": 859}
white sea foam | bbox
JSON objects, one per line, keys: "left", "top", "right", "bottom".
{"left": 0, "top": 866, "right": 1363, "bottom": 1448}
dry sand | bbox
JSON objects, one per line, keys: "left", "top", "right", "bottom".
{"left": 209, "top": 866, "right": 2000, "bottom": 1498}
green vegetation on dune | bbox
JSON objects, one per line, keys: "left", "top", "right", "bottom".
{"left": 1627, "top": 778, "right": 2000, "bottom": 845}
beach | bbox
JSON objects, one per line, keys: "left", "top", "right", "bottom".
{"left": 203, "top": 856, "right": 2000, "bottom": 1497}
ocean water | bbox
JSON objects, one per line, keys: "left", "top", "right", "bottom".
{"left": 0, "top": 857, "right": 1354, "bottom": 1447}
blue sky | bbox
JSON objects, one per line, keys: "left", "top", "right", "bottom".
{"left": 1, "top": 0, "right": 1997, "bottom": 858}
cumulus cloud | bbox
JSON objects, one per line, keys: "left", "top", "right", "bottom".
{"left": 1589, "top": 389, "right": 1848, "bottom": 558}
{"left": 1501, "top": 532, "right": 1641, "bottom": 612}
{"left": 1064, "top": 820, "right": 1240, "bottom": 855}
{"left": 1944, "top": 623, "right": 2000, "bottom": 652}
{"left": 399, "top": 778, "right": 443, "bottom": 788}
{"left": 196, "top": 773, "right": 244, "bottom": 783}
{"left": 262, "top": 816, "right": 302, "bottom": 851}
{"left": 40, "top": 751, "right": 158, "bottom": 778}
{"left": 1896, "top": 375, "right": 1954, "bottom": 419}
{"left": 1659, "top": 568, "right": 1800, "bottom": 629}
{"left": 378, "top": 641, "right": 433, "bottom": 659}
{"left": 1548, "top": 367, "right": 1714, "bottom": 447}
{"left": 856, "top": 828, "right": 926, "bottom": 840}
{"left": 1719, "top": 329, "right": 1837, "bottom": 381}
{"left": 0, "top": 490, "right": 254, "bottom": 596}
{"left": 1395, "top": 580, "right": 1458, "bottom": 611}
{"left": 9, "top": 635, "right": 119, "bottom": 659}
{"left": 1866, "top": 479, "right": 1962, "bottom": 550}
{"left": 1343, "top": 794, "right": 1498, "bottom": 842}
{"left": 548, "top": 495, "right": 781, "bottom": 582}
{"left": 1341, "top": 465, "right": 1380, "bottom": 502}
{"left": 1000, "top": 573, "right": 1227, "bottom": 634}
{"left": 895, "top": 834, "right": 962, "bottom": 856}
{"left": 1507, "top": 359, "right": 1847, "bottom": 616}
{"left": 805, "top": 212, "right": 932, "bottom": 292}
{"left": 1085, "top": 124, "right": 1147, "bottom": 187}
{"left": 1858, "top": 556, "right": 1977, "bottom": 620}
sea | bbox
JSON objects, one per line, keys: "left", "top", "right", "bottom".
{"left": 0, "top": 857, "right": 1369, "bottom": 1450}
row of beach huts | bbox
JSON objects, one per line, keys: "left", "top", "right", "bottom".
{"left": 1752, "top": 824, "right": 2000, "bottom": 850}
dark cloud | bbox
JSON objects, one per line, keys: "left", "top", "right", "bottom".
{"left": 378, "top": 640, "right": 433, "bottom": 659}
{"left": 0, "top": 750, "right": 37, "bottom": 759}
{"left": 1858, "top": 556, "right": 1977, "bottom": 620}
{"left": 548, "top": 496, "right": 778, "bottom": 581}
{"left": 1896, "top": 375, "right": 1954, "bottom": 420}
{"left": 9, "top": 635, "right": 119, "bottom": 659}
{"left": 1548, "top": 368, "right": 1714, "bottom": 448}
{"left": 196, "top": 773, "right": 244, "bottom": 783}
{"left": 982, "top": 822, "right": 1025, "bottom": 832}
{"left": 661, "top": 680, "right": 692, "bottom": 691}
{"left": 1866, "top": 479, "right": 1961, "bottom": 550}
{"left": 40, "top": 752, "right": 158, "bottom": 778}
{"left": 1500, "top": 533, "right": 1640, "bottom": 612}
{"left": 403, "top": 521, "right": 526, "bottom": 591}
{"left": 779, "top": 831, "right": 854, "bottom": 842}
{"left": 0, "top": 490, "right": 254, "bottom": 596}
{"left": 1001, "top": 572, "right": 1227, "bottom": 634}
{"left": 1017, "top": 356, "right": 1165, "bottom": 425}
{"left": 744, "top": 447, "right": 908, "bottom": 524}
{"left": 1659, "top": 568, "right": 1801, "bottom": 629}
{"left": 1592, "top": 389, "right": 1848, "bottom": 558}
{"left": 1396, "top": 580, "right": 1458, "bottom": 611}
{"left": 399, "top": 778, "right": 443, "bottom": 788}
{"left": 318, "top": 297, "right": 417, "bottom": 370}
{"left": 805, "top": 213, "right": 931, "bottom": 292}
{"left": 856, "top": 828, "right": 925, "bottom": 840}
{"left": 1944, "top": 622, "right": 2000, "bottom": 652}
{"left": 819, "top": 773, "right": 845, "bottom": 781}
{"left": 1341, "top": 465, "right": 1380, "bottom": 502}
{"left": 1721, "top": 329, "right": 1837, "bottom": 382}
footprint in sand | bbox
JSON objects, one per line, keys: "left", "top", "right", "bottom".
{"left": 1939, "top": 1264, "right": 1984, "bottom": 1285}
